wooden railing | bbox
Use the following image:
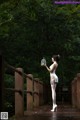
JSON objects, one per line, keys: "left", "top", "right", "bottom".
{"left": 71, "top": 73, "right": 80, "bottom": 109}
{"left": 0, "top": 54, "right": 46, "bottom": 118}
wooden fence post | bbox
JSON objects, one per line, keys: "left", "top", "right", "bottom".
{"left": 33, "top": 78, "right": 39, "bottom": 107}
{"left": 76, "top": 73, "right": 80, "bottom": 109}
{"left": 26, "top": 74, "right": 33, "bottom": 110}
{"left": 0, "top": 54, "right": 4, "bottom": 111}
{"left": 39, "top": 81, "right": 43, "bottom": 105}
{"left": 71, "top": 77, "right": 77, "bottom": 108}
{"left": 15, "top": 68, "right": 24, "bottom": 117}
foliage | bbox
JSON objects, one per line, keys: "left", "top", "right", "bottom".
{"left": 4, "top": 74, "right": 15, "bottom": 116}
{"left": 0, "top": 0, "right": 80, "bottom": 86}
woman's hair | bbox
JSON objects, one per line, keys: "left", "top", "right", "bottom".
{"left": 52, "top": 54, "right": 60, "bottom": 62}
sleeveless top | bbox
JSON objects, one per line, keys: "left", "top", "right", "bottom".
{"left": 49, "top": 63, "right": 58, "bottom": 84}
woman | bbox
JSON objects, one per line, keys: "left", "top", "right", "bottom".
{"left": 45, "top": 55, "right": 60, "bottom": 112}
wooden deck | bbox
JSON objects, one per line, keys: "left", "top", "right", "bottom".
{"left": 11, "top": 104, "right": 80, "bottom": 120}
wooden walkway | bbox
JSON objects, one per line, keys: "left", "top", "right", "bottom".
{"left": 12, "top": 104, "right": 80, "bottom": 120}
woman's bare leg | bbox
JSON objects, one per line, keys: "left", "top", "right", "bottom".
{"left": 51, "top": 83, "right": 57, "bottom": 110}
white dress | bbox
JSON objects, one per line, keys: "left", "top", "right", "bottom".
{"left": 50, "top": 64, "right": 58, "bottom": 84}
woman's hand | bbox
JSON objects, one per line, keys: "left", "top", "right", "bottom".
{"left": 44, "top": 64, "right": 47, "bottom": 67}
{"left": 44, "top": 64, "right": 51, "bottom": 72}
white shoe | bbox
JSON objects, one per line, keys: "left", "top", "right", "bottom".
{"left": 51, "top": 104, "right": 57, "bottom": 112}
{"left": 51, "top": 109, "right": 55, "bottom": 112}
